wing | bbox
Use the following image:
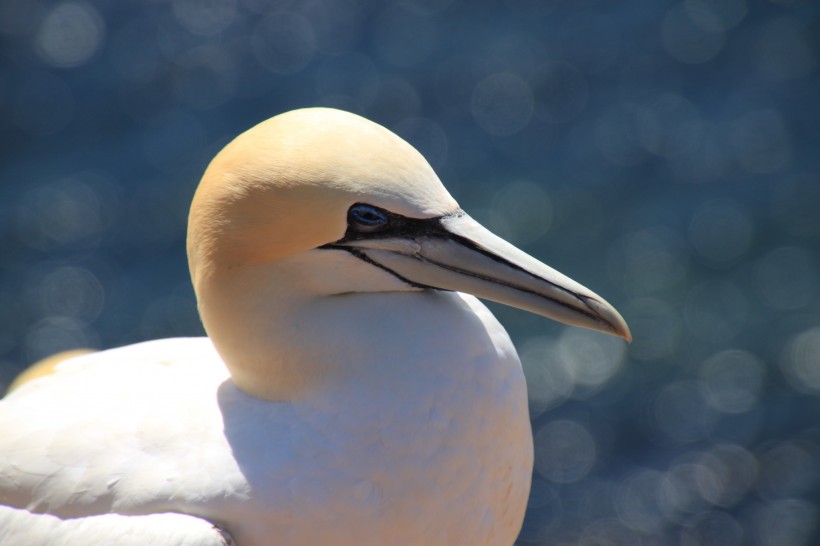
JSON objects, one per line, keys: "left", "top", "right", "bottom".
{"left": 0, "top": 506, "right": 234, "bottom": 546}
{"left": 0, "top": 338, "right": 248, "bottom": 518}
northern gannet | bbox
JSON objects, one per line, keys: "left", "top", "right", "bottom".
{"left": 0, "top": 108, "right": 630, "bottom": 546}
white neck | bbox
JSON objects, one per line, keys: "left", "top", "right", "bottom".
{"left": 195, "top": 251, "right": 485, "bottom": 401}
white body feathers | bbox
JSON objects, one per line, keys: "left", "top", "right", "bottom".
{"left": 0, "top": 294, "right": 532, "bottom": 545}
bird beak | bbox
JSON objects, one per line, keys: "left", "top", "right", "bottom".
{"left": 335, "top": 212, "right": 631, "bottom": 341}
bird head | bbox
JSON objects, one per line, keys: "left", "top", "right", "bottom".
{"left": 188, "top": 108, "right": 630, "bottom": 350}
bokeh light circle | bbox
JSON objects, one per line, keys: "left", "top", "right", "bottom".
{"left": 35, "top": 1, "right": 105, "bottom": 68}
{"left": 780, "top": 327, "right": 820, "bottom": 394}
{"left": 699, "top": 350, "right": 764, "bottom": 414}
{"left": 534, "top": 420, "right": 597, "bottom": 484}
{"left": 471, "top": 73, "right": 534, "bottom": 136}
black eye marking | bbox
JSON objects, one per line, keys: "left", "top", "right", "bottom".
{"left": 322, "top": 205, "right": 461, "bottom": 289}
{"left": 348, "top": 203, "right": 390, "bottom": 233}
{"left": 324, "top": 205, "right": 465, "bottom": 244}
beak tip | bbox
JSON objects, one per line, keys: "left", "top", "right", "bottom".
{"left": 604, "top": 315, "right": 632, "bottom": 343}
{"left": 583, "top": 296, "right": 632, "bottom": 343}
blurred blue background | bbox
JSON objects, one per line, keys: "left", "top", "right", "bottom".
{"left": 1, "top": 0, "right": 819, "bottom": 543}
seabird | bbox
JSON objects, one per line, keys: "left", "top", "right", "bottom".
{"left": 0, "top": 108, "right": 630, "bottom": 546}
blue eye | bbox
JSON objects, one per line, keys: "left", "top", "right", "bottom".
{"left": 349, "top": 203, "right": 389, "bottom": 233}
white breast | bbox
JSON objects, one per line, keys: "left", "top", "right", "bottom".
{"left": 0, "top": 293, "right": 532, "bottom": 546}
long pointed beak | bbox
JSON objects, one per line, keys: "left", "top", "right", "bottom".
{"left": 336, "top": 212, "right": 631, "bottom": 341}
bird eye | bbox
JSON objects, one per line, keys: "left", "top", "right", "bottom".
{"left": 348, "top": 203, "right": 389, "bottom": 233}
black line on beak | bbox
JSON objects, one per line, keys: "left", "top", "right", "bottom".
{"left": 322, "top": 244, "right": 438, "bottom": 291}
{"left": 319, "top": 206, "right": 615, "bottom": 332}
